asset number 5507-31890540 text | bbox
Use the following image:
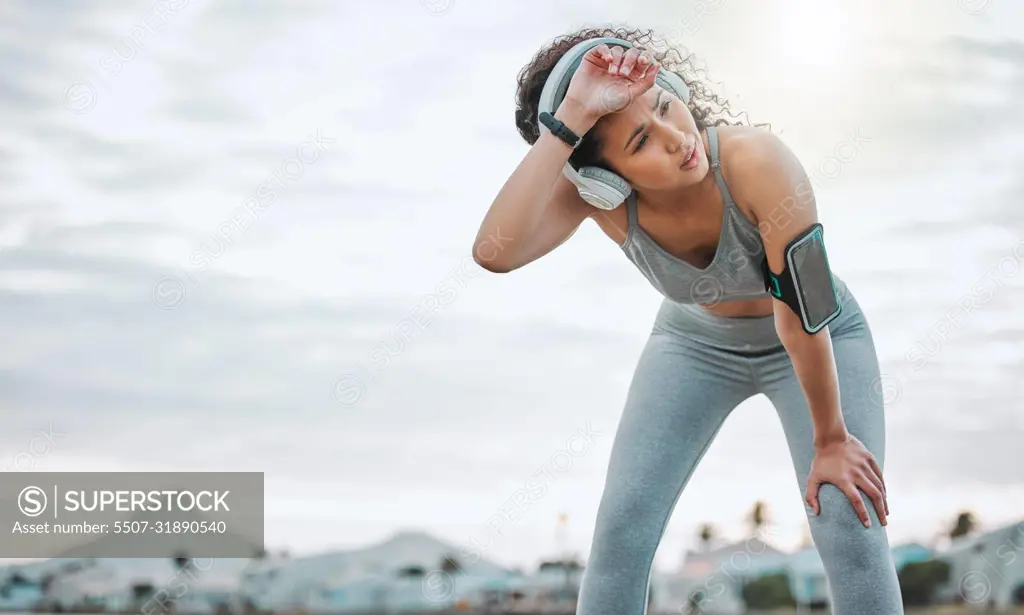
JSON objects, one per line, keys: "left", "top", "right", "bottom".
{"left": 113, "top": 520, "right": 227, "bottom": 534}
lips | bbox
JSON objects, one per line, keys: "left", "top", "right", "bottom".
{"left": 680, "top": 142, "right": 698, "bottom": 169}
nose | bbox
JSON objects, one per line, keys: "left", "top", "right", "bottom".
{"left": 656, "top": 124, "right": 687, "bottom": 153}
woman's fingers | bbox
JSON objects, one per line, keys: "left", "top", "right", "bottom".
{"left": 636, "top": 50, "right": 654, "bottom": 78}
{"left": 841, "top": 483, "right": 872, "bottom": 528}
{"left": 607, "top": 46, "right": 625, "bottom": 75}
{"left": 588, "top": 45, "right": 653, "bottom": 83}
{"left": 804, "top": 475, "right": 822, "bottom": 516}
{"left": 866, "top": 455, "right": 888, "bottom": 515}
{"left": 618, "top": 47, "right": 641, "bottom": 78}
{"left": 864, "top": 460, "right": 888, "bottom": 513}
{"left": 862, "top": 461, "right": 887, "bottom": 502}
{"left": 629, "top": 61, "right": 660, "bottom": 98}
{"left": 585, "top": 44, "right": 615, "bottom": 69}
{"left": 636, "top": 61, "right": 660, "bottom": 90}
{"left": 858, "top": 472, "right": 888, "bottom": 526}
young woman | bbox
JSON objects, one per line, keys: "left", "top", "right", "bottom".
{"left": 472, "top": 27, "right": 903, "bottom": 614}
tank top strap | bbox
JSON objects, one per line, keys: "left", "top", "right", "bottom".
{"left": 706, "top": 126, "right": 737, "bottom": 206}
{"left": 624, "top": 189, "right": 639, "bottom": 228}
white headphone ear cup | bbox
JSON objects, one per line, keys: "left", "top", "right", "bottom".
{"left": 656, "top": 70, "right": 690, "bottom": 104}
{"left": 576, "top": 166, "right": 632, "bottom": 210}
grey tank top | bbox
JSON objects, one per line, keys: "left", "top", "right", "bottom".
{"left": 620, "top": 126, "right": 771, "bottom": 305}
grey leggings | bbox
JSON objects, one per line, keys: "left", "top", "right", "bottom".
{"left": 577, "top": 286, "right": 904, "bottom": 615}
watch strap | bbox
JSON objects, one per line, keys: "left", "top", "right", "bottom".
{"left": 539, "top": 111, "right": 581, "bottom": 149}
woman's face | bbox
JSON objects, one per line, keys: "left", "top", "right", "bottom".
{"left": 595, "top": 85, "right": 708, "bottom": 192}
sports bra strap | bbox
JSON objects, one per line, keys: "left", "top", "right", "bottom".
{"left": 706, "top": 126, "right": 737, "bottom": 206}
{"left": 624, "top": 190, "right": 639, "bottom": 227}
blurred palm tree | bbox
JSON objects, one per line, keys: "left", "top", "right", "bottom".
{"left": 697, "top": 523, "right": 716, "bottom": 552}
{"left": 684, "top": 590, "right": 706, "bottom": 615}
{"left": 167, "top": 552, "right": 193, "bottom": 614}
{"left": 441, "top": 554, "right": 462, "bottom": 574}
{"left": 747, "top": 500, "right": 770, "bottom": 537}
{"left": 949, "top": 510, "right": 979, "bottom": 540}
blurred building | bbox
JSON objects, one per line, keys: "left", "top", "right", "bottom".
{"left": 650, "top": 535, "right": 938, "bottom": 614}
{"left": 0, "top": 557, "right": 251, "bottom": 613}
{"left": 651, "top": 536, "right": 789, "bottom": 614}
{"left": 237, "top": 531, "right": 511, "bottom": 613}
{"left": 934, "top": 520, "right": 1024, "bottom": 610}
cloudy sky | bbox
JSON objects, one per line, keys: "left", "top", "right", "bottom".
{"left": 1, "top": 0, "right": 1022, "bottom": 571}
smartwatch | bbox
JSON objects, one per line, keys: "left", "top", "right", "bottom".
{"left": 539, "top": 111, "right": 582, "bottom": 149}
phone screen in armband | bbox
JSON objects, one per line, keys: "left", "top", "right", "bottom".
{"left": 787, "top": 226, "right": 841, "bottom": 333}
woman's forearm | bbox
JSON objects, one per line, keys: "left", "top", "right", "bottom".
{"left": 473, "top": 100, "right": 598, "bottom": 272}
{"left": 775, "top": 312, "right": 849, "bottom": 446}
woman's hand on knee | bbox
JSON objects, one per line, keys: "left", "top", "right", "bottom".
{"left": 805, "top": 433, "right": 888, "bottom": 528}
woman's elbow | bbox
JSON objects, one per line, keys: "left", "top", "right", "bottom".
{"left": 472, "top": 244, "right": 515, "bottom": 273}
{"left": 475, "top": 256, "right": 513, "bottom": 273}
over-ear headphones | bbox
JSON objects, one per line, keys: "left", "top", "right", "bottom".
{"left": 536, "top": 37, "right": 691, "bottom": 210}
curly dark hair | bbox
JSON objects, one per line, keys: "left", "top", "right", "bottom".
{"left": 514, "top": 26, "right": 764, "bottom": 172}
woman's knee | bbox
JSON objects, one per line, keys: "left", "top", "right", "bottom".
{"left": 809, "top": 484, "right": 889, "bottom": 567}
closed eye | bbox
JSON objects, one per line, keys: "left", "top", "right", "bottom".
{"left": 633, "top": 99, "right": 673, "bottom": 153}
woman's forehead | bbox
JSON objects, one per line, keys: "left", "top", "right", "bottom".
{"left": 600, "top": 87, "right": 662, "bottom": 136}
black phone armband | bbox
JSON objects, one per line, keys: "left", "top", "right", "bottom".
{"left": 761, "top": 223, "right": 842, "bottom": 334}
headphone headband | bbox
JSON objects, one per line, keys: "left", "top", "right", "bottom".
{"left": 537, "top": 37, "right": 691, "bottom": 122}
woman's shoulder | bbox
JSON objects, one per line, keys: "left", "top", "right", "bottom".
{"left": 710, "top": 124, "right": 809, "bottom": 223}
{"left": 712, "top": 124, "right": 784, "bottom": 170}
{"left": 712, "top": 124, "right": 799, "bottom": 188}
